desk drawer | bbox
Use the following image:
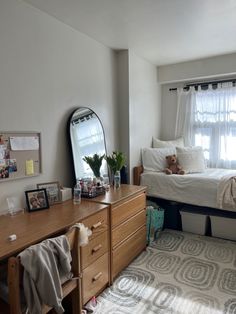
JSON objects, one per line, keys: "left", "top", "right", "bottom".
{"left": 82, "top": 253, "right": 109, "bottom": 304}
{"left": 112, "top": 225, "right": 146, "bottom": 279}
{"left": 82, "top": 209, "right": 108, "bottom": 240}
{"left": 81, "top": 231, "right": 108, "bottom": 269}
{"left": 112, "top": 193, "right": 146, "bottom": 227}
{"left": 112, "top": 209, "right": 146, "bottom": 248}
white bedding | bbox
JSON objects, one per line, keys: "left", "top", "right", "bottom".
{"left": 140, "top": 168, "right": 236, "bottom": 211}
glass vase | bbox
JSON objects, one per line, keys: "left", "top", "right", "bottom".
{"left": 114, "top": 170, "right": 121, "bottom": 189}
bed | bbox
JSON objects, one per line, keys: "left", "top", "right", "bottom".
{"left": 133, "top": 166, "right": 236, "bottom": 212}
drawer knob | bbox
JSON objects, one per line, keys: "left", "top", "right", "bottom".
{"left": 91, "top": 221, "right": 102, "bottom": 230}
{"left": 92, "top": 244, "right": 102, "bottom": 253}
{"left": 92, "top": 272, "right": 102, "bottom": 282}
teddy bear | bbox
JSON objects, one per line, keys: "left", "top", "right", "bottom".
{"left": 164, "top": 154, "right": 185, "bottom": 175}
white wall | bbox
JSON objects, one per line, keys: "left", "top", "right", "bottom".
{"left": 115, "top": 50, "right": 161, "bottom": 183}
{"left": 0, "top": 0, "right": 118, "bottom": 213}
{"left": 158, "top": 53, "right": 236, "bottom": 83}
{"left": 160, "top": 53, "right": 236, "bottom": 140}
{"left": 116, "top": 51, "right": 130, "bottom": 171}
{"left": 129, "top": 51, "right": 161, "bottom": 182}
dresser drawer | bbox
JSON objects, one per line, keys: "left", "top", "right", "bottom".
{"left": 82, "top": 253, "right": 109, "bottom": 304}
{"left": 112, "top": 225, "right": 146, "bottom": 279}
{"left": 112, "top": 193, "right": 146, "bottom": 227}
{"left": 81, "top": 231, "right": 108, "bottom": 269}
{"left": 112, "top": 209, "right": 146, "bottom": 248}
{"left": 82, "top": 209, "right": 108, "bottom": 240}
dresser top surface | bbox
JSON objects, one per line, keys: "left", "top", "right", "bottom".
{"left": 87, "top": 184, "right": 146, "bottom": 205}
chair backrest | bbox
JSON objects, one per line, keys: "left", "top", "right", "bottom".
{"left": 8, "top": 227, "right": 82, "bottom": 314}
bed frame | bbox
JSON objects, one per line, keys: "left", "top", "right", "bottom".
{"left": 133, "top": 165, "right": 184, "bottom": 230}
{"left": 133, "top": 165, "right": 236, "bottom": 232}
{"left": 133, "top": 166, "right": 143, "bottom": 186}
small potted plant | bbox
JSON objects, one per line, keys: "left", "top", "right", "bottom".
{"left": 105, "top": 151, "right": 126, "bottom": 188}
{"left": 83, "top": 154, "right": 104, "bottom": 180}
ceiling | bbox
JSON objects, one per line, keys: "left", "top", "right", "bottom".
{"left": 24, "top": 0, "right": 236, "bottom": 66}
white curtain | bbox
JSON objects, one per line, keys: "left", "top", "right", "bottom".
{"left": 175, "top": 82, "right": 236, "bottom": 169}
{"left": 175, "top": 86, "right": 196, "bottom": 146}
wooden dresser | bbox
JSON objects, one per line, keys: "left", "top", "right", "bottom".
{"left": 80, "top": 207, "right": 109, "bottom": 304}
{"left": 88, "top": 184, "right": 146, "bottom": 282}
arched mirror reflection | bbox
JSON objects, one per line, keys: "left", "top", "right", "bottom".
{"left": 69, "top": 107, "right": 108, "bottom": 179}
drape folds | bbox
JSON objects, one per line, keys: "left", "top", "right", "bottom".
{"left": 175, "top": 83, "right": 236, "bottom": 169}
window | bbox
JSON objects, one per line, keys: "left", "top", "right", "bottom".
{"left": 193, "top": 84, "right": 236, "bottom": 168}
{"left": 71, "top": 113, "right": 106, "bottom": 178}
{"left": 176, "top": 83, "right": 236, "bottom": 169}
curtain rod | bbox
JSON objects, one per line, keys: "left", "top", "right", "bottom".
{"left": 71, "top": 112, "right": 95, "bottom": 124}
{"left": 169, "top": 78, "right": 236, "bottom": 91}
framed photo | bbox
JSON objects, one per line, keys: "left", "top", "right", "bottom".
{"left": 37, "top": 181, "right": 61, "bottom": 205}
{"left": 25, "top": 189, "right": 49, "bottom": 212}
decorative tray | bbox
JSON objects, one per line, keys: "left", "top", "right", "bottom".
{"left": 81, "top": 186, "right": 105, "bottom": 199}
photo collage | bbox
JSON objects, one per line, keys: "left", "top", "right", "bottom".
{"left": 0, "top": 135, "right": 17, "bottom": 179}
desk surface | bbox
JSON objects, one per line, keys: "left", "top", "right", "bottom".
{"left": 0, "top": 200, "right": 107, "bottom": 261}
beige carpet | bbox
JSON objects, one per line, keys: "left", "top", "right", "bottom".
{"left": 92, "top": 229, "right": 236, "bottom": 314}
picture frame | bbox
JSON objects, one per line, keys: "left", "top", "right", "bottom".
{"left": 37, "top": 181, "right": 61, "bottom": 205}
{"left": 25, "top": 188, "right": 49, "bottom": 212}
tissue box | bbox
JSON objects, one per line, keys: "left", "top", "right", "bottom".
{"left": 60, "top": 187, "right": 72, "bottom": 202}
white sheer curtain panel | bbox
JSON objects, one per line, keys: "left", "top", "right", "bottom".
{"left": 175, "top": 82, "right": 236, "bottom": 169}
{"left": 175, "top": 86, "right": 195, "bottom": 146}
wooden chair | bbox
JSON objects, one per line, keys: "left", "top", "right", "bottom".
{"left": 0, "top": 262, "right": 10, "bottom": 313}
{"left": 7, "top": 228, "right": 82, "bottom": 314}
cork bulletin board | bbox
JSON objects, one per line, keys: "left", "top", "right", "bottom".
{"left": 0, "top": 132, "right": 41, "bottom": 182}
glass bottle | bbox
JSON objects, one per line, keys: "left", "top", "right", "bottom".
{"left": 73, "top": 180, "right": 81, "bottom": 205}
{"left": 114, "top": 170, "right": 121, "bottom": 189}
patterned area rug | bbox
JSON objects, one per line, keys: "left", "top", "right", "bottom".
{"left": 92, "top": 229, "right": 236, "bottom": 314}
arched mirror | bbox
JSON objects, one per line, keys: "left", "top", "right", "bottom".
{"left": 69, "top": 107, "right": 108, "bottom": 180}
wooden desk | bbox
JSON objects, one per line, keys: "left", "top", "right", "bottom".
{"left": 0, "top": 200, "right": 108, "bottom": 261}
{"left": 0, "top": 185, "right": 146, "bottom": 308}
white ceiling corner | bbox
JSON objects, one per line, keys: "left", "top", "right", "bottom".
{"left": 23, "top": 0, "right": 236, "bottom": 66}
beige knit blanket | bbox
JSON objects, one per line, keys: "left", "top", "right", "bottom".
{"left": 217, "top": 173, "right": 236, "bottom": 211}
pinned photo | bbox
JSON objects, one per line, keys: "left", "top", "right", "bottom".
{"left": 0, "top": 164, "right": 9, "bottom": 179}
{"left": 0, "top": 145, "right": 6, "bottom": 159}
{"left": 7, "top": 159, "right": 17, "bottom": 173}
{"left": 0, "top": 159, "right": 5, "bottom": 167}
{"left": 0, "top": 135, "right": 4, "bottom": 145}
{"left": 4, "top": 148, "right": 10, "bottom": 159}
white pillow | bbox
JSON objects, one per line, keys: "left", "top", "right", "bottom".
{"left": 142, "top": 147, "right": 176, "bottom": 172}
{"left": 176, "top": 146, "right": 206, "bottom": 173}
{"left": 152, "top": 137, "right": 184, "bottom": 148}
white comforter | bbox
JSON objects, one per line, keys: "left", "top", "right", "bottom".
{"left": 140, "top": 168, "right": 236, "bottom": 211}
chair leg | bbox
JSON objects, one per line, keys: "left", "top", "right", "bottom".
{"left": 8, "top": 257, "right": 22, "bottom": 314}
{"left": 71, "top": 280, "right": 82, "bottom": 314}
{"left": 71, "top": 228, "right": 82, "bottom": 314}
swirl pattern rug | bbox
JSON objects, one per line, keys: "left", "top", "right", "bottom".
{"left": 93, "top": 230, "right": 236, "bottom": 314}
